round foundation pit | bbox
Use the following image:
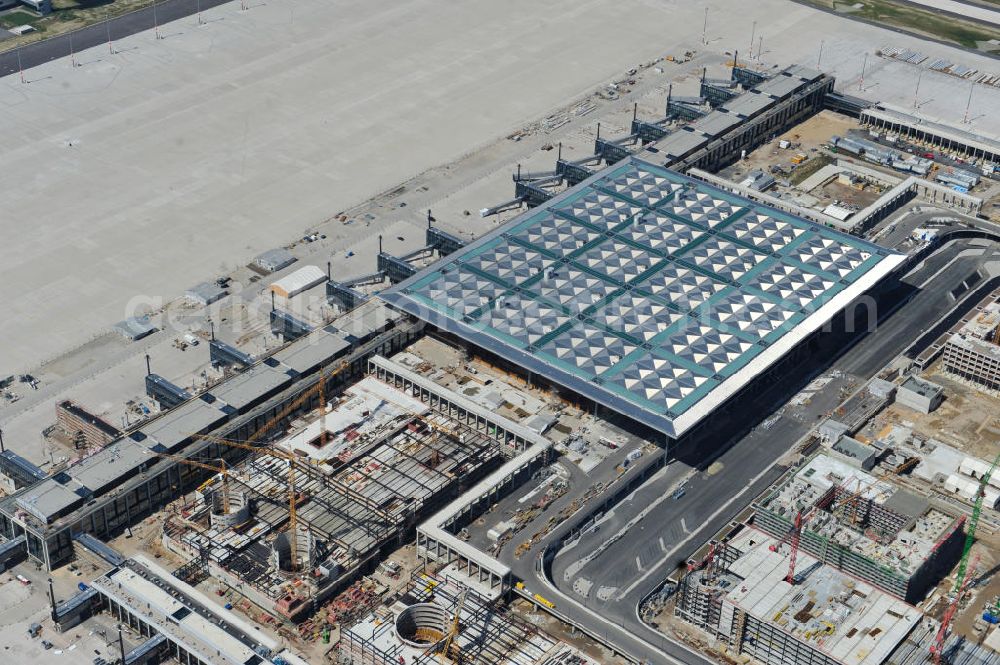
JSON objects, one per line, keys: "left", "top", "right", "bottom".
{"left": 395, "top": 603, "right": 449, "bottom": 648}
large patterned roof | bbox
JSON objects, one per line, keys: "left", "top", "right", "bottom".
{"left": 381, "top": 158, "right": 904, "bottom": 438}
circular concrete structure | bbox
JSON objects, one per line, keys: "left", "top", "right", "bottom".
{"left": 209, "top": 491, "right": 250, "bottom": 529}
{"left": 394, "top": 603, "right": 449, "bottom": 648}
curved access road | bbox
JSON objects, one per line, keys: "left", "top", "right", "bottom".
{"left": 499, "top": 235, "right": 1000, "bottom": 664}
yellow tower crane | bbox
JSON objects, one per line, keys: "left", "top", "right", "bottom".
{"left": 181, "top": 359, "right": 350, "bottom": 570}
{"left": 145, "top": 451, "right": 238, "bottom": 514}
{"left": 193, "top": 433, "right": 311, "bottom": 571}
{"left": 439, "top": 587, "right": 468, "bottom": 663}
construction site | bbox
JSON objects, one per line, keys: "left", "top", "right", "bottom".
{"left": 643, "top": 353, "right": 1000, "bottom": 664}
{"left": 155, "top": 372, "right": 512, "bottom": 623}
{"left": 653, "top": 443, "right": 1000, "bottom": 665}
{"left": 5, "top": 0, "right": 1000, "bottom": 660}
{"left": 752, "top": 453, "right": 966, "bottom": 604}
{"left": 341, "top": 570, "right": 594, "bottom": 665}
{"left": 674, "top": 525, "right": 925, "bottom": 665}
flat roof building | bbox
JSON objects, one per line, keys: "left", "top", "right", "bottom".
{"left": 648, "top": 64, "right": 834, "bottom": 172}
{"left": 861, "top": 106, "right": 1000, "bottom": 165}
{"left": 943, "top": 302, "right": 1000, "bottom": 392}
{"left": 111, "top": 317, "right": 157, "bottom": 341}
{"left": 0, "top": 302, "right": 415, "bottom": 570}
{"left": 676, "top": 526, "right": 922, "bottom": 665}
{"left": 830, "top": 435, "right": 878, "bottom": 471}
{"left": 753, "top": 453, "right": 964, "bottom": 603}
{"left": 896, "top": 376, "right": 944, "bottom": 414}
{"left": 185, "top": 281, "right": 228, "bottom": 306}
{"left": 0, "top": 450, "right": 46, "bottom": 494}
{"left": 86, "top": 556, "right": 278, "bottom": 665}
{"left": 382, "top": 158, "right": 904, "bottom": 442}
{"left": 253, "top": 247, "right": 296, "bottom": 274}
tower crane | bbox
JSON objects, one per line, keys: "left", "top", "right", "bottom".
{"left": 180, "top": 359, "right": 350, "bottom": 571}
{"left": 953, "top": 451, "right": 1000, "bottom": 593}
{"left": 785, "top": 509, "right": 805, "bottom": 585}
{"left": 220, "top": 359, "right": 349, "bottom": 449}
{"left": 932, "top": 553, "right": 980, "bottom": 665}
{"left": 688, "top": 542, "right": 723, "bottom": 586}
{"left": 928, "top": 452, "right": 1000, "bottom": 663}
{"left": 194, "top": 433, "right": 310, "bottom": 571}
{"left": 438, "top": 587, "right": 468, "bottom": 663}
{"left": 145, "top": 451, "right": 237, "bottom": 514}
{"left": 772, "top": 490, "right": 835, "bottom": 584}
{"left": 833, "top": 476, "right": 868, "bottom": 525}
{"left": 318, "top": 367, "right": 329, "bottom": 448}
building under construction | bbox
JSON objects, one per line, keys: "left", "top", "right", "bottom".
{"left": 752, "top": 453, "right": 965, "bottom": 604}
{"left": 0, "top": 301, "right": 419, "bottom": 570}
{"left": 159, "top": 371, "right": 517, "bottom": 621}
{"left": 942, "top": 301, "right": 1000, "bottom": 392}
{"left": 55, "top": 399, "right": 121, "bottom": 449}
{"left": 675, "top": 526, "right": 924, "bottom": 665}
{"left": 342, "top": 570, "right": 593, "bottom": 665}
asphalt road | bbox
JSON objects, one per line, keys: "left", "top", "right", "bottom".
{"left": 499, "top": 237, "right": 998, "bottom": 665}
{"left": 0, "top": 0, "right": 234, "bottom": 78}
{"left": 838, "top": 247, "right": 991, "bottom": 377}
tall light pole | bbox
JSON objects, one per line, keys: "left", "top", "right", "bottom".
{"left": 153, "top": 0, "right": 161, "bottom": 40}
{"left": 702, "top": 6, "right": 709, "bottom": 46}
{"left": 913, "top": 70, "right": 923, "bottom": 109}
{"left": 859, "top": 52, "right": 868, "bottom": 91}
{"left": 963, "top": 80, "right": 974, "bottom": 124}
{"left": 106, "top": 9, "right": 114, "bottom": 54}
{"left": 749, "top": 20, "right": 757, "bottom": 60}
{"left": 816, "top": 40, "right": 824, "bottom": 70}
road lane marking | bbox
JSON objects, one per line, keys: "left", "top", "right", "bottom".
{"left": 615, "top": 454, "right": 796, "bottom": 601}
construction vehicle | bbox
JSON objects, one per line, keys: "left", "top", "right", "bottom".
{"left": 954, "top": 452, "right": 1000, "bottom": 592}
{"left": 439, "top": 587, "right": 468, "bottom": 663}
{"left": 533, "top": 594, "right": 556, "bottom": 609}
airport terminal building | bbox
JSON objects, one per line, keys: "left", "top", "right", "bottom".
{"left": 381, "top": 157, "right": 907, "bottom": 446}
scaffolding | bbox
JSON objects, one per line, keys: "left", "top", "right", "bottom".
{"left": 341, "top": 573, "right": 562, "bottom": 665}
{"left": 676, "top": 527, "right": 924, "bottom": 665}
{"left": 162, "top": 392, "right": 504, "bottom": 615}
{"left": 753, "top": 453, "right": 965, "bottom": 603}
